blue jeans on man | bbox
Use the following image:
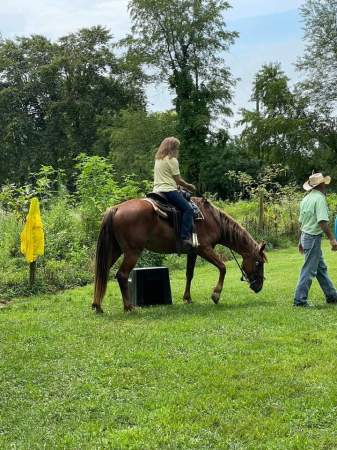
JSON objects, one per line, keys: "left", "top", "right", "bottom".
{"left": 163, "top": 190, "right": 194, "bottom": 240}
{"left": 294, "top": 233, "right": 337, "bottom": 306}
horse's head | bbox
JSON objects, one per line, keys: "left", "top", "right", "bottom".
{"left": 241, "top": 242, "right": 267, "bottom": 293}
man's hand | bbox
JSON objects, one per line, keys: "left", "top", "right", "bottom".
{"left": 330, "top": 239, "right": 337, "bottom": 251}
{"left": 188, "top": 184, "right": 196, "bottom": 193}
{"left": 298, "top": 242, "right": 304, "bottom": 254}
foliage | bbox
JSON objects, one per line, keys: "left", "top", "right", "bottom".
{"left": 298, "top": 0, "right": 337, "bottom": 113}
{"left": 106, "top": 109, "right": 177, "bottom": 181}
{"left": 199, "top": 134, "right": 261, "bottom": 200}
{"left": 0, "top": 165, "right": 65, "bottom": 217}
{"left": 296, "top": 0, "right": 337, "bottom": 171}
{"left": 216, "top": 170, "right": 304, "bottom": 249}
{"left": 3, "top": 247, "right": 337, "bottom": 448}
{"left": 124, "top": 0, "right": 238, "bottom": 184}
{"left": 239, "top": 63, "right": 314, "bottom": 183}
{"left": 0, "top": 27, "right": 145, "bottom": 185}
{"left": 75, "top": 154, "right": 150, "bottom": 239}
{"left": 0, "top": 158, "right": 161, "bottom": 298}
{"left": 224, "top": 164, "right": 289, "bottom": 200}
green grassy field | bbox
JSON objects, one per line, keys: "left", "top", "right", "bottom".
{"left": 2, "top": 243, "right": 337, "bottom": 449}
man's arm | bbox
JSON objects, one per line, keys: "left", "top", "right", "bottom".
{"left": 173, "top": 175, "right": 196, "bottom": 193}
{"left": 319, "top": 221, "right": 337, "bottom": 251}
{"left": 298, "top": 228, "right": 304, "bottom": 254}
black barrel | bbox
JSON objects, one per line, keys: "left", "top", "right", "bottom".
{"left": 128, "top": 267, "right": 172, "bottom": 307}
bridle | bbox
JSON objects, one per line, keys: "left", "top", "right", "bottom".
{"left": 229, "top": 248, "right": 266, "bottom": 288}
{"left": 217, "top": 208, "right": 265, "bottom": 288}
{"left": 229, "top": 248, "right": 250, "bottom": 284}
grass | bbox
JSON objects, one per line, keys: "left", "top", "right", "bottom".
{"left": 2, "top": 243, "right": 337, "bottom": 449}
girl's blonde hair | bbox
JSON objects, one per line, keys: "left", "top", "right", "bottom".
{"left": 155, "top": 137, "right": 180, "bottom": 160}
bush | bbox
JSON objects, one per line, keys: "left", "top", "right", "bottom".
{"left": 137, "top": 250, "right": 165, "bottom": 268}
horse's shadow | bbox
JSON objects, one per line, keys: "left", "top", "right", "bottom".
{"left": 95, "top": 298, "right": 270, "bottom": 322}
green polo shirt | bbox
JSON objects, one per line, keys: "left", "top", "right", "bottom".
{"left": 299, "top": 189, "right": 329, "bottom": 235}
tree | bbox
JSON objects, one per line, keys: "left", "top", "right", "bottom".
{"left": 239, "top": 63, "right": 313, "bottom": 182}
{"left": 297, "top": 0, "right": 337, "bottom": 156}
{"left": 297, "top": 0, "right": 337, "bottom": 113}
{"left": 123, "top": 0, "right": 238, "bottom": 184}
{"left": 0, "top": 35, "right": 59, "bottom": 184}
{"left": 0, "top": 27, "right": 145, "bottom": 185}
{"left": 199, "top": 134, "right": 261, "bottom": 199}
{"left": 95, "top": 109, "right": 177, "bottom": 180}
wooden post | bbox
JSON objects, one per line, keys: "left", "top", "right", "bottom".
{"left": 258, "top": 190, "right": 264, "bottom": 232}
{"left": 29, "top": 261, "right": 36, "bottom": 288}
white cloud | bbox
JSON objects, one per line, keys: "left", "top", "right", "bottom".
{"left": 0, "top": 0, "right": 130, "bottom": 40}
{"left": 227, "top": 0, "right": 304, "bottom": 21}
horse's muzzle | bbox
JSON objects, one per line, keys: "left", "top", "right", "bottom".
{"left": 250, "top": 280, "right": 263, "bottom": 293}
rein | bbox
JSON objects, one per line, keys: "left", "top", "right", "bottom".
{"left": 216, "top": 207, "right": 264, "bottom": 287}
{"left": 229, "top": 248, "right": 250, "bottom": 284}
{"left": 216, "top": 208, "right": 250, "bottom": 284}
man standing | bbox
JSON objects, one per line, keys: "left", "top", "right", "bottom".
{"left": 294, "top": 173, "right": 337, "bottom": 307}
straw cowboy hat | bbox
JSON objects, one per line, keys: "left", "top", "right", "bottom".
{"left": 303, "top": 172, "right": 331, "bottom": 191}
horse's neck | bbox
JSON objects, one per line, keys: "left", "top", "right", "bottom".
{"left": 220, "top": 212, "right": 258, "bottom": 257}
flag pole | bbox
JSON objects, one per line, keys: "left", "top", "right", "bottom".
{"left": 29, "top": 261, "right": 36, "bottom": 288}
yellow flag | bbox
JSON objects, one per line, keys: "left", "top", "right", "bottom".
{"left": 20, "top": 198, "right": 45, "bottom": 263}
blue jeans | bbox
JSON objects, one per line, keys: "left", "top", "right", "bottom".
{"left": 163, "top": 191, "right": 194, "bottom": 240}
{"left": 294, "top": 233, "right": 337, "bottom": 305}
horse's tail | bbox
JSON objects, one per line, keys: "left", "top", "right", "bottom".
{"left": 92, "top": 207, "right": 120, "bottom": 313}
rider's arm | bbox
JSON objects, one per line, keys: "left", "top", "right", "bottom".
{"left": 319, "top": 221, "right": 337, "bottom": 250}
{"left": 173, "top": 175, "right": 196, "bottom": 193}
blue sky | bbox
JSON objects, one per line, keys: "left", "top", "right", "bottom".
{"left": 0, "top": 0, "right": 305, "bottom": 131}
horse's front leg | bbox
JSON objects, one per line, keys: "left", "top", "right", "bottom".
{"left": 198, "top": 246, "right": 226, "bottom": 304}
{"left": 183, "top": 252, "right": 197, "bottom": 304}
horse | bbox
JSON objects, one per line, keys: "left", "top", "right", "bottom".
{"left": 92, "top": 197, "right": 267, "bottom": 313}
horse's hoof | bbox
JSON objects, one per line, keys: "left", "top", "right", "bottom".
{"left": 92, "top": 304, "right": 104, "bottom": 314}
{"left": 124, "top": 304, "right": 135, "bottom": 313}
{"left": 183, "top": 298, "right": 193, "bottom": 304}
{"left": 211, "top": 292, "right": 220, "bottom": 304}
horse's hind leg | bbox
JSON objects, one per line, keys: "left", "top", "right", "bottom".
{"left": 116, "top": 251, "right": 141, "bottom": 312}
{"left": 183, "top": 253, "right": 197, "bottom": 304}
{"left": 92, "top": 247, "right": 121, "bottom": 313}
{"left": 198, "top": 246, "right": 226, "bottom": 304}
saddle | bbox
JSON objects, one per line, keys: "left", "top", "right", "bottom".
{"left": 144, "top": 191, "right": 204, "bottom": 253}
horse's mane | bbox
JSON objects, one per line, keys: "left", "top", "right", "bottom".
{"left": 195, "top": 197, "right": 264, "bottom": 258}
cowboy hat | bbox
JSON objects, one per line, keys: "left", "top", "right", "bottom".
{"left": 303, "top": 173, "right": 331, "bottom": 191}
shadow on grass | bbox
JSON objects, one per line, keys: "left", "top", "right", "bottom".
{"left": 96, "top": 299, "right": 270, "bottom": 322}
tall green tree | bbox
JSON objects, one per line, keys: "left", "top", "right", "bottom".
{"left": 0, "top": 27, "right": 145, "bottom": 185}
{"left": 0, "top": 35, "right": 58, "bottom": 184}
{"left": 298, "top": 0, "right": 337, "bottom": 113}
{"left": 103, "top": 109, "right": 177, "bottom": 180}
{"left": 123, "top": 0, "right": 238, "bottom": 184}
{"left": 199, "top": 133, "right": 261, "bottom": 199}
{"left": 240, "top": 63, "right": 313, "bottom": 182}
{"left": 297, "top": 0, "right": 337, "bottom": 155}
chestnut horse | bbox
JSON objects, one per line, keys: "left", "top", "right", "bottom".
{"left": 92, "top": 197, "right": 267, "bottom": 313}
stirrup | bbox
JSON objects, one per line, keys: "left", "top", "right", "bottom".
{"left": 192, "top": 233, "right": 199, "bottom": 248}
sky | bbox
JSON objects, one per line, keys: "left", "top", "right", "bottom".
{"left": 0, "top": 0, "right": 305, "bottom": 132}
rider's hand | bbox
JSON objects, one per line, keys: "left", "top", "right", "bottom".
{"left": 298, "top": 243, "right": 304, "bottom": 254}
{"left": 189, "top": 184, "right": 196, "bottom": 192}
{"left": 330, "top": 239, "right": 337, "bottom": 251}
